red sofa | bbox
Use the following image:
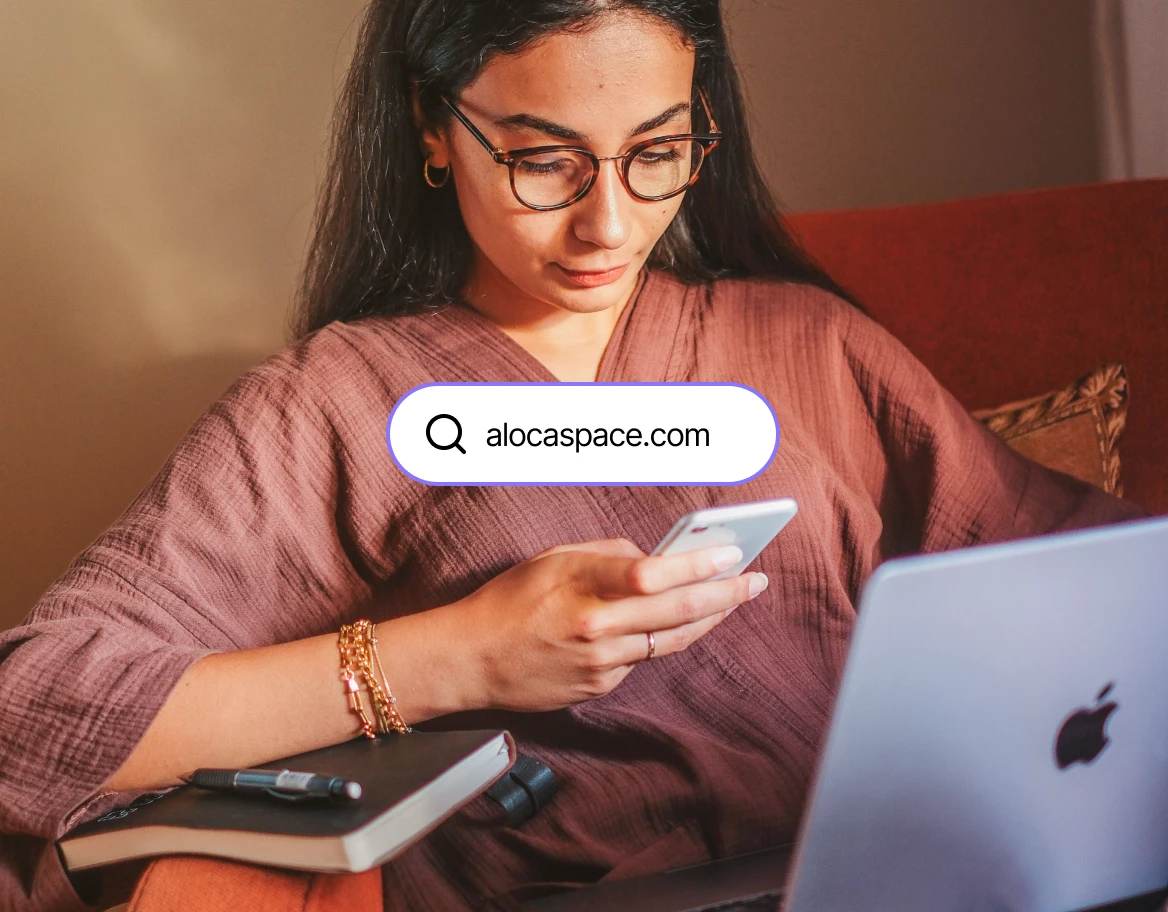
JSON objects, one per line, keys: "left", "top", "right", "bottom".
{"left": 788, "top": 178, "right": 1168, "bottom": 516}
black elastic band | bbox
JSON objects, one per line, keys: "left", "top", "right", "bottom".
{"left": 485, "top": 754, "right": 558, "bottom": 826}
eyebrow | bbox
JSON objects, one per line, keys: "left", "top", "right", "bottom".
{"left": 491, "top": 101, "right": 692, "bottom": 143}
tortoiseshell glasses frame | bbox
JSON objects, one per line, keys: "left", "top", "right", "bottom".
{"left": 438, "top": 86, "right": 723, "bottom": 211}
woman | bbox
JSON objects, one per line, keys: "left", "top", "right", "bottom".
{"left": 0, "top": 1, "right": 1145, "bottom": 910}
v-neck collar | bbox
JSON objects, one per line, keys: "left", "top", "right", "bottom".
{"left": 594, "top": 267, "right": 697, "bottom": 383}
{"left": 438, "top": 266, "right": 694, "bottom": 383}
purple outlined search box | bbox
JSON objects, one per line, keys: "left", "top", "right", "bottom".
{"left": 385, "top": 383, "right": 779, "bottom": 486}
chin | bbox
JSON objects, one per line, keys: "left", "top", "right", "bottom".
{"left": 551, "top": 289, "right": 626, "bottom": 315}
{"left": 546, "top": 284, "right": 628, "bottom": 314}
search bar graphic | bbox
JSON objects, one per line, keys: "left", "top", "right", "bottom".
{"left": 386, "top": 383, "right": 779, "bottom": 486}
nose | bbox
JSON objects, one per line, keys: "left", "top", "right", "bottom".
{"left": 570, "top": 158, "right": 633, "bottom": 251}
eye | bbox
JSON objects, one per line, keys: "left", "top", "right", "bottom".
{"left": 637, "top": 149, "right": 683, "bottom": 164}
{"left": 518, "top": 158, "right": 568, "bottom": 175}
{"left": 516, "top": 151, "right": 586, "bottom": 176}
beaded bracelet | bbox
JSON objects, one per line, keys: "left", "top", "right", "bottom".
{"left": 338, "top": 619, "right": 412, "bottom": 738}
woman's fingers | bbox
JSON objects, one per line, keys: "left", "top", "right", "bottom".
{"left": 606, "top": 599, "right": 742, "bottom": 668}
{"left": 580, "top": 545, "right": 746, "bottom": 599}
{"left": 567, "top": 571, "right": 768, "bottom": 647}
{"left": 535, "top": 537, "right": 645, "bottom": 561}
{"left": 600, "top": 571, "right": 768, "bottom": 639}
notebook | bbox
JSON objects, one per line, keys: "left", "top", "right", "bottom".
{"left": 57, "top": 729, "right": 515, "bottom": 874}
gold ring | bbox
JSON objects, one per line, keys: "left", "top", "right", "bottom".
{"left": 646, "top": 631, "right": 656, "bottom": 660}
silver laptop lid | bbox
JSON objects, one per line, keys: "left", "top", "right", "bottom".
{"left": 784, "top": 515, "right": 1168, "bottom": 912}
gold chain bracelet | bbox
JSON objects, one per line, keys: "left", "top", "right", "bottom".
{"left": 366, "top": 621, "right": 412, "bottom": 734}
{"left": 338, "top": 619, "right": 412, "bottom": 738}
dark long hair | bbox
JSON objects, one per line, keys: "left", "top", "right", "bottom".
{"left": 292, "top": 0, "right": 853, "bottom": 338}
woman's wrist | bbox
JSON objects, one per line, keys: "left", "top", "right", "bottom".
{"left": 371, "top": 600, "right": 489, "bottom": 725}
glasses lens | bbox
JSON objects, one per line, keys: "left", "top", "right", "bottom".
{"left": 512, "top": 150, "right": 595, "bottom": 208}
{"left": 628, "top": 139, "right": 704, "bottom": 199}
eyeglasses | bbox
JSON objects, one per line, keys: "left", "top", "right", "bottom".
{"left": 439, "top": 87, "right": 722, "bottom": 211}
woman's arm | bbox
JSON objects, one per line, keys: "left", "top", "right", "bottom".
{"left": 99, "top": 615, "right": 469, "bottom": 793}
{"left": 103, "top": 537, "right": 764, "bottom": 792}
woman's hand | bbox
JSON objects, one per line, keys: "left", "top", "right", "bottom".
{"left": 448, "top": 538, "right": 769, "bottom": 713}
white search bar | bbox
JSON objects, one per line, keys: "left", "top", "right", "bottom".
{"left": 385, "top": 383, "right": 779, "bottom": 485}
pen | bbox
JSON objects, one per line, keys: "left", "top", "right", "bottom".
{"left": 179, "top": 767, "right": 363, "bottom": 802}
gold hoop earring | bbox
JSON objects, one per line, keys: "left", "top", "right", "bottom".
{"left": 423, "top": 159, "right": 450, "bottom": 188}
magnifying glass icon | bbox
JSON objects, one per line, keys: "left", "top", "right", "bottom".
{"left": 426, "top": 414, "right": 466, "bottom": 454}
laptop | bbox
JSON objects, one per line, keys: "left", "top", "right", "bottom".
{"left": 526, "top": 515, "right": 1168, "bottom": 912}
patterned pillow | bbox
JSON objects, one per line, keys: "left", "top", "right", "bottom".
{"left": 971, "top": 363, "right": 1128, "bottom": 496}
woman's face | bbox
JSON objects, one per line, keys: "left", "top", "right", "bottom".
{"left": 418, "top": 13, "right": 697, "bottom": 319}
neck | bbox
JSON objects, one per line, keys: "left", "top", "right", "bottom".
{"left": 461, "top": 258, "right": 640, "bottom": 382}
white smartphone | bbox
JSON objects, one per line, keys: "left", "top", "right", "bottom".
{"left": 650, "top": 497, "right": 798, "bottom": 581}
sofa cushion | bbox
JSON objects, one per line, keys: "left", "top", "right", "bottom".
{"left": 972, "top": 364, "right": 1128, "bottom": 496}
{"left": 127, "top": 855, "right": 382, "bottom": 912}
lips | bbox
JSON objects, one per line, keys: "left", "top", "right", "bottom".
{"left": 555, "top": 263, "right": 629, "bottom": 287}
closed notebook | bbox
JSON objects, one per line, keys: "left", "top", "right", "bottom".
{"left": 57, "top": 729, "right": 515, "bottom": 874}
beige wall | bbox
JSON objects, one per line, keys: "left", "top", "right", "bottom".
{"left": 0, "top": 1, "right": 368, "bottom": 630}
{"left": 1, "top": 1, "right": 1102, "bottom": 631}
{"left": 727, "top": 0, "right": 1099, "bottom": 210}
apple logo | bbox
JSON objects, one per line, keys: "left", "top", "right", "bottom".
{"left": 1055, "top": 682, "right": 1119, "bottom": 770}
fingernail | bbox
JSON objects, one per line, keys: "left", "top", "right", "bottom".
{"left": 710, "top": 546, "right": 743, "bottom": 571}
{"left": 747, "top": 573, "right": 768, "bottom": 597}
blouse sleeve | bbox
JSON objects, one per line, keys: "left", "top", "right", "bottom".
{"left": 837, "top": 304, "right": 1149, "bottom": 556}
{"left": 0, "top": 353, "right": 376, "bottom": 911}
